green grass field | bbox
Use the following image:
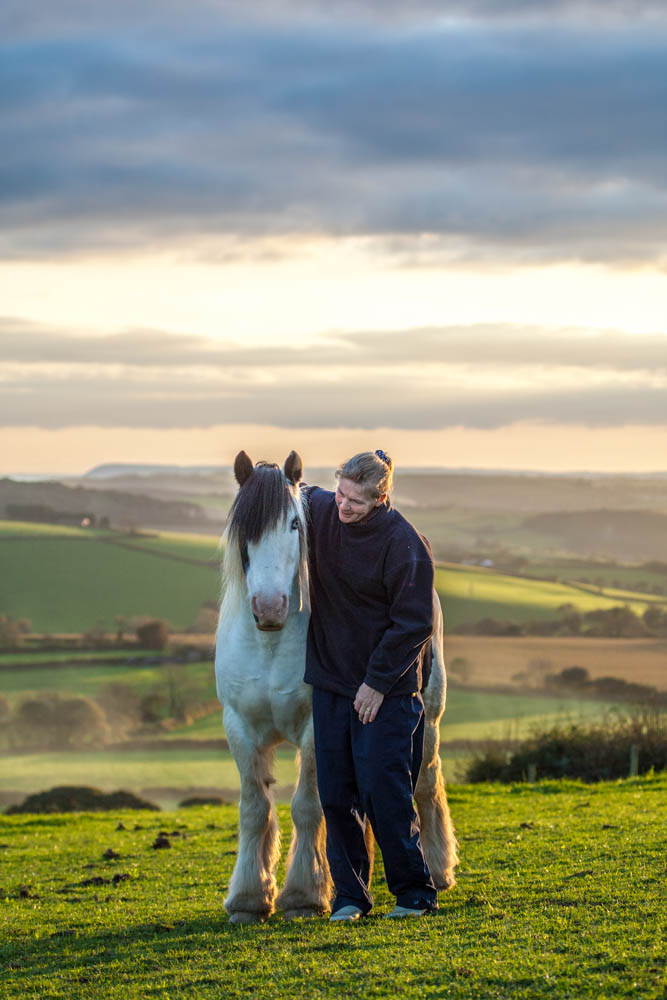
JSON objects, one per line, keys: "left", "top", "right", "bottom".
{"left": 0, "top": 534, "right": 220, "bottom": 632}
{"left": 2, "top": 521, "right": 663, "bottom": 634}
{"left": 434, "top": 563, "right": 662, "bottom": 627}
{"left": 0, "top": 775, "right": 664, "bottom": 999}
{"left": 527, "top": 559, "right": 667, "bottom": 593}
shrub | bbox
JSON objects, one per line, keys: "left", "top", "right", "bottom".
{"left": 9, "top": 694, "right": 110, "bottom": 751}
{"left": 6, "top": 786, "right": 159, "bottom": 814}
{"left": 136, "top": 619, "right": 169, "bottom": 650}
{"left": 95, "top": 683, "right": 142, "bottom": 740}
{"left": 465, "top": 710, "right": 666, "bottom": 783}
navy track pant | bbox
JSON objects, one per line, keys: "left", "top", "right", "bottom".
{"left": 312, "top": 686, "right": 437, "bottom": 915}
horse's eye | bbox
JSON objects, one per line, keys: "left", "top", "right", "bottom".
{"left": 290, "top": 516, "right": 299, "bottom": 531}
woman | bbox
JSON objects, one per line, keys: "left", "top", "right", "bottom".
{"left": 304, "top": 450, "right": 438, "bottom": 921}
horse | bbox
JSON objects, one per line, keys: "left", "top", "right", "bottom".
{"left": 215, "top": 450, "right": 457, "bottom": 923}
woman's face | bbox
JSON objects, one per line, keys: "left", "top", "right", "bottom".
{"left": 335, "top": 477, "right": 383, "bottom": 524}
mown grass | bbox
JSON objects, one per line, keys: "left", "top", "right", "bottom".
{"left": 1, "top": 775, "right": 664, "bottom": 999}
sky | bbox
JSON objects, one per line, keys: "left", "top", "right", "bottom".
{"left": 1, "top": 0, "right": 666, "bottom": 474}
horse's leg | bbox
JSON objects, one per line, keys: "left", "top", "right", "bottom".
{"left": 276, "top": 721, "right": 332, "bottom": 919}
{"left": 224, "top": 712, "right": 281, "bottom": 924}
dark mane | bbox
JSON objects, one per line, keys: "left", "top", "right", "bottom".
{"left": 227, "top": 463, "right": 298, "bottom": 567}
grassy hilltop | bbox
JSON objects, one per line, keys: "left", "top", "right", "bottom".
{"left": 1, "top": 775, "right": 664, "bottom": 1000}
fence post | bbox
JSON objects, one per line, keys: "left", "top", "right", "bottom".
{"left": 527, "top": 763, "right": 537, "bottom": 783}
{"left": 629, "top": 745, "right": 639, "bottom": 778}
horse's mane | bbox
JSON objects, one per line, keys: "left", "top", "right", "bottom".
{"left": 219, "top": 463, "right": 308, "bottom": 626}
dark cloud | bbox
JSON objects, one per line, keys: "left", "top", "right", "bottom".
{"left": 1, "top": 319, "right": 666, "bottom": 373}
{"left": 1, "top": 13, "right": 667, "bottom": 261}
{"left": 2, "top": 320, "right": 665, "bottom": 429}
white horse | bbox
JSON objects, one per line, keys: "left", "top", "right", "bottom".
{"left": 215, "top": 450, "right": 457, "bottom": 924}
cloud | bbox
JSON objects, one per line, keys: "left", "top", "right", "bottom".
{"left": 2, "top": 318, "right": 666, "bottom": 372}
{"left": 2, "top": 319, "right": 665, "bottom": 430}
{"left": 1, "top": 13, "right": 667, "bottom": 262}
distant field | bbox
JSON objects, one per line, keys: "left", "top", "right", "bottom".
{"left": 0, "top": 659, "right": 217, "bottom": 708}
{"left": 112, "top": 530, "right": 221, "bottom": 563}
{"left": 444, "top": 635, "right": 667, "bottom": 690}
{"left": 0, "top": 520, "right": 105, "bottom": 538}
{"left": 0, "top": 656, "right": 616, "bottom": 741}
{"left": 528, "top": 559, "right": 667, "bottom": 592}
{"left": 3, "top": 521, "right": 664, "bottom": 634}
{"left": 0, "top": 531, "right": 219, "bottom": 631}
{"left": 434, "top": 562, "right": 662, "bottom": 626}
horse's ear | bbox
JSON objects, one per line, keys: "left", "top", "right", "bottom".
{"left": 284, "top": 450, "right": 303, "bottom": 485}
{"left": 234, "top": 451, "right": 254, "bottom": 486}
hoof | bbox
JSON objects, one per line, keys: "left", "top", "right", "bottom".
{"left": 434, "top": 872, "right": 457, "bottom": 891}
{"left": 282, "top": 907, "right": 326, "bottom": 920}
{"left": 228, "top": 911, "right": 267, "bottom": 925}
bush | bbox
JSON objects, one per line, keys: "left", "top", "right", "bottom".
{"left": 465, "top": 710, "right": 666, "bottom": 783}
{"left": 9, "top": 694, "right": 110, "bottom": 750}
{"left": 6, "top": 785, "right": 159, "bottom": 814}
{"left": 0, "top": 615, "right": 31, "bottom": 648}
{"left": 95, "top": 683, "right": 142, "bottom": 740}
{"left": 136, "top": 619, "right": 169, "bottom": 650}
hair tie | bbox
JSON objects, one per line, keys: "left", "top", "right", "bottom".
{"left": 375, "top": 449, "right": 389, "bottom": 466}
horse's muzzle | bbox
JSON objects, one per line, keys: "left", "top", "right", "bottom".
{"left": 251, "top": 593, "right": 288, "bottom": 631}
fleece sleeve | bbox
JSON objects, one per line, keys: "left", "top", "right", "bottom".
{"left": 362, "top": 556, "right": 434, "bottom": 695}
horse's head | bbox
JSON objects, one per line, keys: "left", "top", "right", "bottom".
{"left": 223, "top": 450, "right": 306, "bottom": 631}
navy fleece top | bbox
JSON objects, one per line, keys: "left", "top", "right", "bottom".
{"left": 303, "top": 486, "right": 434, "bottom": 698}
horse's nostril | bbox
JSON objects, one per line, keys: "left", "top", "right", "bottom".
{"left": 281, "top": 594, "right": 288, "bottom": 611}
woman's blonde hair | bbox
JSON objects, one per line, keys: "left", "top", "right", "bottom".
{"left": 336, "top": 450, "right": 394, "bottom": 500}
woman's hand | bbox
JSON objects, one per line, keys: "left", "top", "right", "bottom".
{"left": 353, "top": 682, "right": 384, "bottom": 724}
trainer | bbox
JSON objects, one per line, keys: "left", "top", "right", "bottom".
{"left": 304, "top": 450, "right": 437, "bottom": 921}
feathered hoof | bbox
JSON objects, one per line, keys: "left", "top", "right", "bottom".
{"left": 228, "top": 911, "right": 268, "bottom": 925}
{"left": 434, "top": 871, "right": 457, "bottom": 891}
{"left": 282, "top": 906, "right": 327, "bottom": 920}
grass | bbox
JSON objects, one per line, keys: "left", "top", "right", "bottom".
{"left": 0, "top": 536, "right": 219, "bottom": 632}
{"left": 108, "top": 531, "right": 221, "bottom": 564}
{"left": 434, "top": 562, "right": 661, "bottom": 627}
{"left": 528, "top": 559, "right": 667, "bottom": 592}
{"left": 0, "top": 521, "right": 108, "bottom": 538}
{"left": 0, "top": 774, "right": 664, "bottom": 999}
{"left": 2, "top": 521, "right": 663, "bottom": 634}
{"left": 0, "top": 661, "right": 217, "bottom": 707}
{"left": 0, "top": 650, "right": 174, "bottom": 667}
